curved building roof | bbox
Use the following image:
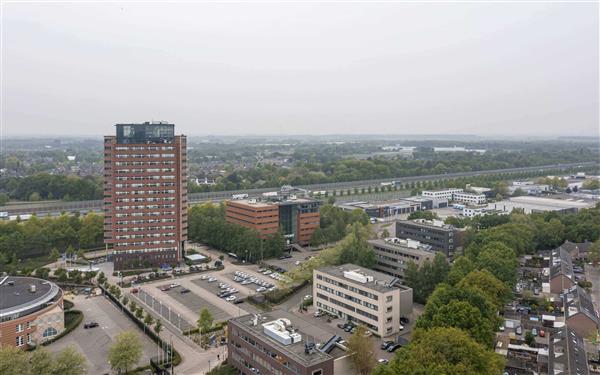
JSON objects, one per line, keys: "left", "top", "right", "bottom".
{"left": 0, "top": 276, "right": 61, "bottom": 320}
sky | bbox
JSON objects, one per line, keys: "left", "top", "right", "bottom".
{"left": 1, "top": 1, "right": 598, "bottom": 137}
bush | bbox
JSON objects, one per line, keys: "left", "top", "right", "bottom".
{"left": 63, "top": 299, "right": 74, "bottom": 310}
{"left": 206, "top": 362, "right": 237, "bottom": 375}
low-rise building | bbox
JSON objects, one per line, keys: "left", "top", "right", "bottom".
{"left": 313, "top": 264, "right": 413, "bottom": 337}
{"left": 548, "top": 247, "right": 575, "bottom": 294}
{"left": 369, "top": 238, "right": 436, "bottom": 282}
{"left": 488, "top": 196, "right": 596, "bottom": 215}
{"left": 452, "top": 192, "right": 487, "bottom": 205}
{"left": 395, "top": 219, "right": 463, "bottom": 257}
{"left": 0, "top": 276, "right": 65, "bottom": 350}
{"left": 421, "top": 188, "right": 464, "bottom": 201}
{"left": 563, "top": 285, "right": 599, "bottom": 338}
{"left": 558, "top": 240, "right": 592, "bottom": 260}
{"left": 228, "top": 312, "right": 336, "bottom": 375}
{"left": 548, "top": 327, "right": 589, "bottom": 375}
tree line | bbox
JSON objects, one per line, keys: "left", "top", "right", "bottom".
{"left": 0, "top": 212, "right": 103, "bottom": 267}
{"left": 0, "top": 173, "right": 103, "bottom": 202}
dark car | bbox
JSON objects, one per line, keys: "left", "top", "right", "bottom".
{"left": 337, "top": 323, "right": 346, "bottom": 329}
{"left": 387, "top": 344, "right": 402, "bottom": 352}
{"left": 381, "top": 341, "right": 395, "bottom": 350}
{"left": 180, "top": 288, "right": 190, "bottom": 294}
{"left": 233, "top": 299, "right": 244, "bottom": 305}
{"left": 84, "top": 322, "right": 99, "bottom": 329}
{"left": 400, "top": 317, "right": 409, "bottom": 325}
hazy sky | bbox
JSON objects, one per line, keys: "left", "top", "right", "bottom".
{"left": 2, "top": 2, "right": 598, "bottom": 137}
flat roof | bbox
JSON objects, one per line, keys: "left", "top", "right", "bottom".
{"left": 185, "top": 254, "right": 207, "bottom": 261}
{"left": 230, "top": 310, "right": 337, "bottom": 367}
{"left": 227, "top": 199, "right": 277, "bottom": 208}
{"left": 396, "top": 219, "right": 457, "bottom": 231}
{"left": 316, "top": 263, "right": 404, "bottom": 293}
{"left": 368, "top": 239, "right": 435, "bottom": 257}
{"left": 0, "top": 276, "right": 61, "bottom": 318}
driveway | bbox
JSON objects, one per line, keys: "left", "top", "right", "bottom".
{"left": 48, "top": 295, "right": 158, "bottom": 374}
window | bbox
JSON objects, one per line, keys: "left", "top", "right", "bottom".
{"left": 26, "top": 321, "right": 31, "bottom": 329}
{"left": 312, "top": 370, "right": 323, "bottom": 375}
{"left": 16, "top": 324, "right": 23, "bottom": 333}
{"left": 386, "top": 296, "right": 393, "bottom": 302}
{"left": 43, "top": 327, "right": 58, "bottom": 338}
{"left": 16, "top": 336, "right": 24, "bottom": 346}
{"left": 27, "top": 334, "right": 32, "bottom": 344}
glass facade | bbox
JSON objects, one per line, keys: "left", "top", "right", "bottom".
{"left": 116, "top": 122, "right": 175, "bottom": 144}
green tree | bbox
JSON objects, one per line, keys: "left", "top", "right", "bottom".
{"left": 30, "top": 348, "right": 54, "bottom": 375}
{"left": 0, "top": 192, "right": 9, "bottom": 206}
{"left": 198, "top": 308, "right": 214, "bottom": 333}
{"left": 76, "top": 248, "right": 86, "bottom": 262}
{"left": 524, "top": 331, "right": 535, "bottom": 346}
{"left": 0, "top": 345, "right": 29, "bottom": 375}
{"left": 51, "top": 346, "right": 87, "bottom": 375}
{"left": 404, "top": 253, "right": 449, "bottom": 304}
{"left": 588, "top": 239, "right": 600, "bottom": 266}
{"left": 475, "top": 242, "right": 518, "bottom": 288}
{"left": 373, "top": 327, "right": 505, "bottom": 375}
{"left": 429, "top": 300, "right": 496, "bottom": 348}
{"left": 143, "top": 312, "right": 154, "bottom": 331}
{"left": 49, "top": 247, "right": 60, "bottom": 263}
{"left": 380, "top": 228, "right": 390, "bottom": 238}
{"left": 446, "top": 256, "right": 476, "bottom": 285}
{"left": 457, "top": 270, "right": 511, "bottom": 310}
{"left": 97, "top": 271, "right": 107, "bottom": 285}
{"left": 154, "top": 319, "right": 163, "bottom": 337}
{"left": 122, "top": 296, "right": 129, "bottom": 307}
{"left": 108, "top": 331, "right": 143, "bottom": 374}
{"left": 129, "top": 300, "right": 137, "bottom": 312}
{"left": 135, "top": 307, "right": 144, "bottom": 319}
{"left": 346, "top": 325, "right": 377, "bottom": 375}
{"left": 338, "top": 223, "right": 376, "bottom": 268}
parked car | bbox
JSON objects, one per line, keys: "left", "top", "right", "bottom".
{"left": 84, "top": 322, "right": 99, "bottom": 329}
{"left": 381, "top": 341, "right": 395, "bottom": 350}
{"left": 400, "top": 317, "right": 409, "bottom": 325}
{"left": 516, "top": 326, "right": 523, "bottom": 335}
{"left": 170, "top": 283, "right": 180, "bottom": 288}
{"left": 387, "top": 344, "right": 402, "bottom": 352}
{"left": 131, "top": 288, "right": 139, "bottom": 294}
{"left": 378, "top": 359, "right": 389, "bottom": 365}
{"left": 532, "top": 328, "right": 538, "bottom": 336}
{"left": 160, "top": 286, "right": 171, "bottom": 292}
{"left": 225, "top": 295, "right": 237, "bottom": 302}
{"left": 180, "top": 288, "right": 190, "bottom": 294}
{"left": 233, "top": 299, "right": 245, "bottom": 305}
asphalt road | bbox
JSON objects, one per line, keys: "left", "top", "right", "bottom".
{"left": 5, "top": 161, "right": 594, "bottom": 216}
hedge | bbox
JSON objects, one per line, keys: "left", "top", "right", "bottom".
{"left": 264, "top": 280, "right": 309, "bottom": 305}
{"left": 183, "top": 321, "right": 227, "bottom": 336}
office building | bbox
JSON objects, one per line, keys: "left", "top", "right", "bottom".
{"left": 369, "top": 238, "right": 436, "bottom": 282}
{"left": 313, "top": 264, "right": 413, "bottom": 337}
{"left": 395, "top": 219, "right": 463, "bottom": 257}
{"left": 225, "top": 198, "right": 320, "bottom": 245}
{"left": 225, "top": 199, "right": 280, "bottom": 238}
{"left": 452, "top": 192, "right": 487, "bottom": 205}
{"left": 0, "top": 277, "right": 64, "bottom": 350}
{"left": 104, "top": 122, "right": 188, "bottom": 270}
{"left": 228, "top": 312, "right": 337, "bottom": 375}
{"left": 421, "top": 188, "right": 464, "bottom": 201}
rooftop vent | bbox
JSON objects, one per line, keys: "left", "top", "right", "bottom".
{"left": 262, "top": 318, "right": 302, "bottom": 346}
{"left": 343, "top": 270, "right": 374, "bottom": 284}
{"left": 29, "top": 284, "right": 36, "bottom": 293}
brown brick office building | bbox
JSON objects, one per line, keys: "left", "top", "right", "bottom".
{"left": 104, "top": 122, "right": 188, "bottom": 270}
{"left": 225, "top": 198, "right": 321, "bottom": 246}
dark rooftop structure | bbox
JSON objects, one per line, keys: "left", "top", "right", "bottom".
{"left": 549, "top": 247, "right": 574, "bottom": 282}
{"left": 0, "top": 276, "right": 61, "bottom": 321}
{"left": 115, "top": 121, "right": 175, "bottom": 144}
{"left": 548, "top": 327, "right": 589, "bottom": 375}
{"left": 564, "top": 285, "right": 600, "bottom": 326}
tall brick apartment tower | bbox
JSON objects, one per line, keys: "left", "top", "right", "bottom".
{"left": 104, "top": 122, "right": 187, "bottom": 270}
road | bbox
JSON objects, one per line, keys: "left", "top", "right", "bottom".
{"left": 4, "top": 161, "right": 596, "bottom": 217}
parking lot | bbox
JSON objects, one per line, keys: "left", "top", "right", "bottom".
{"left": 49, "top": 294, "right": 158, "bottom": 374}
{"left": 161, "top": 283, "right": 231, "bottom": 323}
{"left": 135, "top": 287, "right": 195, "bottom": 331}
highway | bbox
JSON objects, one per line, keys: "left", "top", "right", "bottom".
{"left": 2, "top": 161, "right": 597, "bottom": 218}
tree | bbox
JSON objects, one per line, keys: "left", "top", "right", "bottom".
{"left": 429, "top": 300, "right": 496, "bottom": 348}
{"left": 135, "top": 306, "right": 144, "bottom": 319}
{"left": 144, "top": 312, "right": 154, "bottom": 331}
{"left": 0, "top": 345, "right": 29, "bottom": 375}
{"left": 525, "top": 331, "right": 535, "bottom": 346}
{"left": 108, "top": 331, "right": 143, "bottom": 374}
{"left": 51, "top": 346, "right": 87, "bottom": 375}
{"left": 588, "top": 239, "right": 600, "bottom": 266}
{"left": 198, "top": 308, "right": 214, "bottom": 333}
{"left": 404, "top": 253, "right": 449, "bottom": 304}
{"left": 76, "top": 248, "right": 86, "bottom": 262}
{"left": 129, "top": 300, "right": 137, "bottom": 312}
{"left": 122, "top": 296, "right": 129, "bottom": 307}
{"left": 49, "top": 247, "right": 60, "bottom": 263}
{"left": 373, "top": 327, "right": 505, "bottom": 375}
{"left": 346, "top": 325, "right": 377, "bottom": 375}
{"left": 154, "top": 319, "right": 163, "bottom": 337}
{"left": 446, "top": 256, "right": 476, "bottom": 285}
{"left": 338, "top": 223, "right": 376, "bottom": 268}
{"left": 0, "top": 192, "right": 9, "bottom": 206}
{"left": 475, "top": 242, "right": 518, "bottom": 288}
{"left": 97, "top": 271, "right": 106, "bottom": 285}
{"left": 30, "top": 348, "right": 54, "bottom": 375}
{"left": 380, "top": 228, "right": 390, "bottom": 238}
{"left": 457, "top": 270, "right": 511, "bottom": 310}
